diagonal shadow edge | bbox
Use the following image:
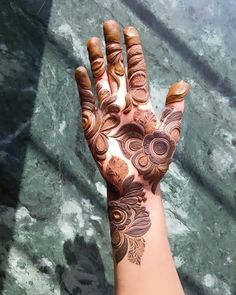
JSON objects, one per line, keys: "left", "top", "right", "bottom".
{"left": 0, "top": 0, "right": 53, "bottom": 293}
{"left": 120, "top": 0, "right": 236, "bottom": 107}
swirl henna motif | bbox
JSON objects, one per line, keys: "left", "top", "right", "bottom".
{"left": 124, "top": 27, "right": 149, "bottom": 106}
{"left": 75, "top": 20, "right": 190, "bottom": 267}
{"left": 103, "top": 21, "right": 125, "bottom": 88}
{"left": 114, "top": 108, "right": 183, "bottom": 193}
{"left": 80, "top": 90, "right": 120, "bottom": 167}
{"left": 107, "top": 174, "right": 151, "bottom": 265}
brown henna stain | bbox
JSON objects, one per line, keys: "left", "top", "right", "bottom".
{"left": 103, "top": 20, "right": 125, "bottom": 88}
{"left": 124, "top": 26, "right": 149, "bottom": 105}
{"left": 114, "top": 112, "right": 176, "bottom": 193}
{"left": 123, "top": 93, "right": 132, "bottom": 114}
{"left": 76, "top": 68, "right": 120, "bottom": 167}
{"left": 106, "top": 156, "right": 129, "bottom": 190}
{"left": 166, "top": 80, "right": 190, "bottom": 105}
{"left": 87, "top": 37, "right": 106, "bottom": 79}
{"left": 133, "top": 109, "right": 157, "bottom": 134}
{"left": 161, "top": 107, "right": 183, "bottom": 143}
{"left": 96, "top": 82, "right": 111, "bottom": 102}
{"left": 108, "top": 175, "right": 151, "bottom": 265}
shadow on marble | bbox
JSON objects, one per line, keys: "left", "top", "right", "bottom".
{"left": 121, "top": 0, "right": 236, "bottom": 108}
{"left": 0, "top": 0, "right": 53, "bottom": 293}
{"left": 55, "top": 234, "right": 113, "bottom": 295}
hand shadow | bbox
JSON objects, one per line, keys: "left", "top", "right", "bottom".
{"left": 55, "top": 234, "right": 113, "bottom": 295}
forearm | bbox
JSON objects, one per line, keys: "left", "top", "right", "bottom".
{"left": 108, "top": 187, "right": 184, "bottom": 295}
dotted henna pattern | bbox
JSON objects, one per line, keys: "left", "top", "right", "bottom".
{"left": 107, "top": 174, "right": 151, "bottom": 265}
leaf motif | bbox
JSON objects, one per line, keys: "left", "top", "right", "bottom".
{"left": 115, "top": 236, "right": 128, "bottom": 264}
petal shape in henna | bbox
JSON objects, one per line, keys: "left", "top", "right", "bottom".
{"left": 123, "top": 93, "right": 132, "bottom": 114}
{"left": 144, "top": 131, "right": 176, "bottom": 165}
{"left": 101, "top": 114, "right": 120, "bottom": 133}
{"left": 94, "top": 133, "right": 108, "bottom": 155}
{"left": 114, "top": 123, "right": 144, "bottom": 159}
{"left": 133, "top": 109, "right": 157, "bottom": 134}
{"left": 106, "top": 156, "right": 129, "bottom": 190}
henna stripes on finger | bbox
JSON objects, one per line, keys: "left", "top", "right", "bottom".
{"left": 124, "top": 26, "right": 149, "bottom": 105}
{"left": 103, "top": 20, "right": 125, "bottom": 89}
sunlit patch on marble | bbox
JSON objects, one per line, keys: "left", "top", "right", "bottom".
{"left": 202, "top": 274, "right": 231, "bottom": 295}
{"left": 59, "top": 120, "right": 67, "bottom": 135}
{"left": 6, "top": 246, "right": 60, "bottom": 295}
{"left": 174, "top": 255, "right": 185, "bottom": 269}
{"left": 95, "top": 181, "right": 107, "bottom": 198}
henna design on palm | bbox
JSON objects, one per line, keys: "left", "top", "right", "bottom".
{"left": 75, "top": 20, "right": 190, "bottom": 265}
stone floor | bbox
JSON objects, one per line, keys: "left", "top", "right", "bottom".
{"left": 0, "top": 0, "right": 235, "bottom": 294}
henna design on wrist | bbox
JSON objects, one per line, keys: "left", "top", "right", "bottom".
{"left": 108, "top": 174, "right": 151, "bottom": 265}
{"left": 113, "top": 108, "right": 182, "bottom": 193}
{"left": 81, "top": 94, "right": 120, "bottom": 167}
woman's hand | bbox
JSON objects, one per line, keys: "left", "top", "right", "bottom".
{"left": 75, "top": 20, "right": 189, "bottom": 266}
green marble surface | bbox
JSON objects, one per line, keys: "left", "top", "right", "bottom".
{"left": 0, "top": 0, "right": 235, "bottom": 294}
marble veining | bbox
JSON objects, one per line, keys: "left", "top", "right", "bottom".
{"left": 0, "top": 0, "right": 235, "bottom": 294}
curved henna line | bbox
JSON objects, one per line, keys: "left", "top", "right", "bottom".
{"left": 133, "top": 109, "right": 157, "bottom": 134}
{"left": 161, "top": 107, "right": 183, "bottom": 141}
{"left": 106, "top": 156, "right": 129, "bottom": 190}
{"left": 87, "top": 38, "right": 106, "bottom": 79}
{"left": 96, "top": 82, "right": 111, "bottom": 102}
{"left": 90, "top": 57, "right": 106, "bottom": 78}
{"left": 123, "top": 93, "right": 132, "bottom": 114}
{"left": 82, "top": 94, "right": 120, "bottom": 167}
{"left": 124, "top": 27, "right": 149, "bottom": 105}
{"left": 166, "top": 80, "right": 190, "bottom": 105}
{"left": 108, "top": 175, "right": 151, "bottom": 265}
{"left": 106, "top": 42, "right": 125, "bottom": 88}
{"left": 113, "top": 123, "right": 144, "bottom": 159}
{"left": 114, "top": 120, "right": 176, "bottom": 192}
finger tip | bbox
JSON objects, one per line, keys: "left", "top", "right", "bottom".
{"left": 86, "top": 36, "right": 100, "bottom": 48}
{"left": 123, "top": 26, "right": 138, "bottom": 36}
{"left": 103, "top": 19, "right": 121, "bottom": 41}
{"left": 75, "top": 66, "right": 86, "bottom": 78}
{"left": 103, "top": 19, "right": 119, "bottom": 30}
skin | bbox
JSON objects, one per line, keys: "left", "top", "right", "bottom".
{"left": 75, "top": 20, "right": 189, "bottom": 295}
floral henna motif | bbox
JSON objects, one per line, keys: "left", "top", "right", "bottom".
{"left": 114, "top": 108, "right": 182, "bottom": 193}
{"left": 81, "top": 93, "right": 120, "bottom": 167}
{"left": 107, "top": 175, "right": 151, "bottom": 265}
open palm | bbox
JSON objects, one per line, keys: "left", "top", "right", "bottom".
{"left": 75, "top": 20, "right": 189, "bottom": 265}
{"left": 75, "top": 20, "right": 189, "bottom": 195}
